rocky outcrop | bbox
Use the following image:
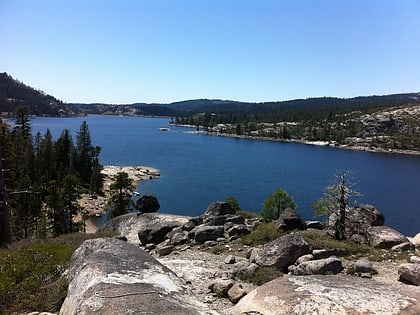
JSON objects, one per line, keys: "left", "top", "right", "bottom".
{"left": 366, "top": 225, "right": 409, "bottom": 249}
{"left": 249, "top": 232, "right": 310, "bottom": 271}
{"left": 228, "top": 275, "right": 420, "bottom": 315}
{"left": 275, "top": 208, "right": 305, "bottom": 231}
{"left": 60, "top": 237, "right": 210, "bottom": 315}
{"left": 98, "top": 212, "right": 190, "bottom": 244}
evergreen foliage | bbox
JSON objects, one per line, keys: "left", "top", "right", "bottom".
{"left": 107, "top": 172, "right": 134, "bottom": 219}
{"left": 260, "top": 188, "right": 296, "bottom": 222}
{"left": 0, "top": 112, "right": 102, "bottom": 247}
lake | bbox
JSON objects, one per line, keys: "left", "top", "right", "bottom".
{"left": 30, "top": 115, "right": 420, "bottom": 236}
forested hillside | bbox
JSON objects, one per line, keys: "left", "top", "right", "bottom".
{"left": 0, "top": 111, "right": 102, "bottom": 248}
{"left": 0, "top": 73, "right": 78, "bottom": 117}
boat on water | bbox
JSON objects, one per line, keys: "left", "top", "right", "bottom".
{"left": 159, "top": 127, "right": 171, "bottom": 131}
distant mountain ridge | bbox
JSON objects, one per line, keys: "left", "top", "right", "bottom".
{"left": 0, "top": 72, "right": 78, "bottom": 117}
{"left": 1, "top": 72, "right": 420, "bottom": 119}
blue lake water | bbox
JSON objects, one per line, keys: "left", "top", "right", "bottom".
{"left": 30, "top": 115, "right": 420, "bottom": 236}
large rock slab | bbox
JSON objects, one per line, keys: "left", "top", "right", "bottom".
{"left": 249, "top": 232, "right": 310, "bottom": 271}
{"left": 98, "top": 213, "right": 190, "bottom": 244}
{"left": 228, "top": 275, "right": 420, "bottom": 315}
{"left": 366, "top": 225, "right": 409, "bottom": 249}
{"left": 60, "top": 238, "right": 211, "bottom": 315}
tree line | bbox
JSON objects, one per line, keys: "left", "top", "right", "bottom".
{"left": 0, "top": 107, "right": 102, "bottom": 247}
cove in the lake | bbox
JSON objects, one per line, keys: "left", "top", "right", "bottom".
{"left": 30, "top": 115, "right": 420, "bottom": 236}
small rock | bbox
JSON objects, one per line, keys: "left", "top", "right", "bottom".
{"left": 208, "top": 279, "right": 235, "bottom": 297}
{"left": 225, "top": 254, "right": 236, "bottom": 264}
{"left": 156, "top": 245, "right": 173, "bottom": 256}
{"left": 304, "top": 221, "right": 324, "bottom": 230}
{"left": 392, "top": 242, "right": 413, "bottom": 252}
{"left": 170, "top": 232, "right": 189, "bottom": 246}
{"left": 294, "top": 257, "right": 343, "bottom": 275}
{"left": 295, "top": 254, "right": 313, "bottom": 265}
{"left": 228, "top": 283, "right": 247, "bottom": 304}
{"left": 409, "top": 256, "right": 420, "bottom": 264}
{"left": 227, "top": 224, "right": 251, "bottom": 237}
{"left": 360, "top": 273, "right": 373, "bottom": 279}
{"left": 411, "top": 232, "right": 420, "bottom": 247}
{"left": 204, "top": 240, "right": 218, "bottom": 247}
{"left": 144, "top": 243, "right": 156, "bottom": 251}
{"left": 312, "top": 249, "right": 341, "bottom": 259}
{"left": 355, "top": 257, "right": 378, "bottom": 275}
{"left": 398, "top": 263, "right": 420, "bottom": 286}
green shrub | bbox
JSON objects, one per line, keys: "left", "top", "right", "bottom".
{"left": 236, "top": 266, "right": 283, "bottom": 286}
{"left": 300, "top": 229, "right": 374, "bottom": 257}
{"left": 0, "top": 232, "right": 116, "bottom": 314}
{"left": 260, "top": 188, "right": 296, "bottom": 222}
{"left": 242, "top": 222, "right": 284, "bottom": 246}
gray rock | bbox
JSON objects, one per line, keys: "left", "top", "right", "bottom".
{"left": 225, "top": 215, "right": 245, "bottom": 225}
{"left": 138, "top": 224, "right": 174, "bottom": 245}
{"left": 228, "top": 283, "right": 247, "bottom": 304}
{"left": 203, "top": 201, "right": 235, "bottom": 220}
{"left": 295, "top": 254, "right": 313, "bottom": 265}
{"left": 233, "top": 263, "right": 259, "bottom": 277}
{"left": 312, "top": 249, "right": 346, "bottom": 259}
{"left": 225, "top": 255, "right": 236, "bottom": 264}
{"left": 392, "top": 242, "right": 414, "bottom": 252}
{"left": 366, "top": 226, "right": 409, "bottom": 249}
{"left": 203, "top": 240, "right": 218, "bottom": 247}
{"left": 181, "top": 220, "right": 196, "bottom": 231}
{"left": 275, "top": 208, "right": 305, "bottom": 231}
{"left": 399, "top": 263, "right": 420, "bottom": 286}
{"left": 304, "top": 221, "right": 324, "bottom": 230}
{"left": 170, "top": 232, "right": 189, "bottom": 246}
{"left": 411, "top": 232, "right": 420, "bottom": 247}
{"left": 60, "top": 238, "right": 206, "bottom": 315}
{"left": 193, "top": 225, "right": 224, "bottom": 243}
{"left": 208, "top": 279, "right": 235, "bottom": 297}
{"left": 249, "top": 232, "right": 311, "bottom": 271}
{"left": 155, "top": 240, "right": 173, "bottom": 256}
{"left": 354, "top": 257, "right": 378, "bottom": 275}
{"left": 227, "top": 224, "right": 251, "bottom": 237}
{"left": 228, "top": 275, "right": 420, "bottom": 315}
{"left": 410, "top": 256, "right": 420, "bottom": 264}
{"left": 98, "top": 213, "right": 190, "bottom": 244}
{"left": 293, "top": 257, "right": 343, "bottom": 275}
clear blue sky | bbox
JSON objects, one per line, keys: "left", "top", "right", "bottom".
{"left": 1, "top": 0, "right": 419, "bottom": 104}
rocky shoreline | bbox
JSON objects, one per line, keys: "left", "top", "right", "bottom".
{"left": 59, "top": 201, "right": 420, "bottom": 314}
{"left": 77, "top": 165, "right": 160, "bottom": 233}
{"left": 175, "top": 124, "right": 420, "bottom": 156}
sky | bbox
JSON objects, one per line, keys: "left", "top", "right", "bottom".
{"left": 1, "top": 0, "right": 420, "bottom": 104}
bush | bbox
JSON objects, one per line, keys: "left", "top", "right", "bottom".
{"left": 0, "top": 232, "right": 116, "bottom": 314}
{"left": 236, "top": 266, "right": 283, "bottom": 286}
{"left": 242, "top": 222, "right": 284, "bottom": 246}
{"left": 300, "top": 229, "right": 374, "bottom": 257}
{"left": 260, "top": 188, "right": 296, "bottom": 222}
